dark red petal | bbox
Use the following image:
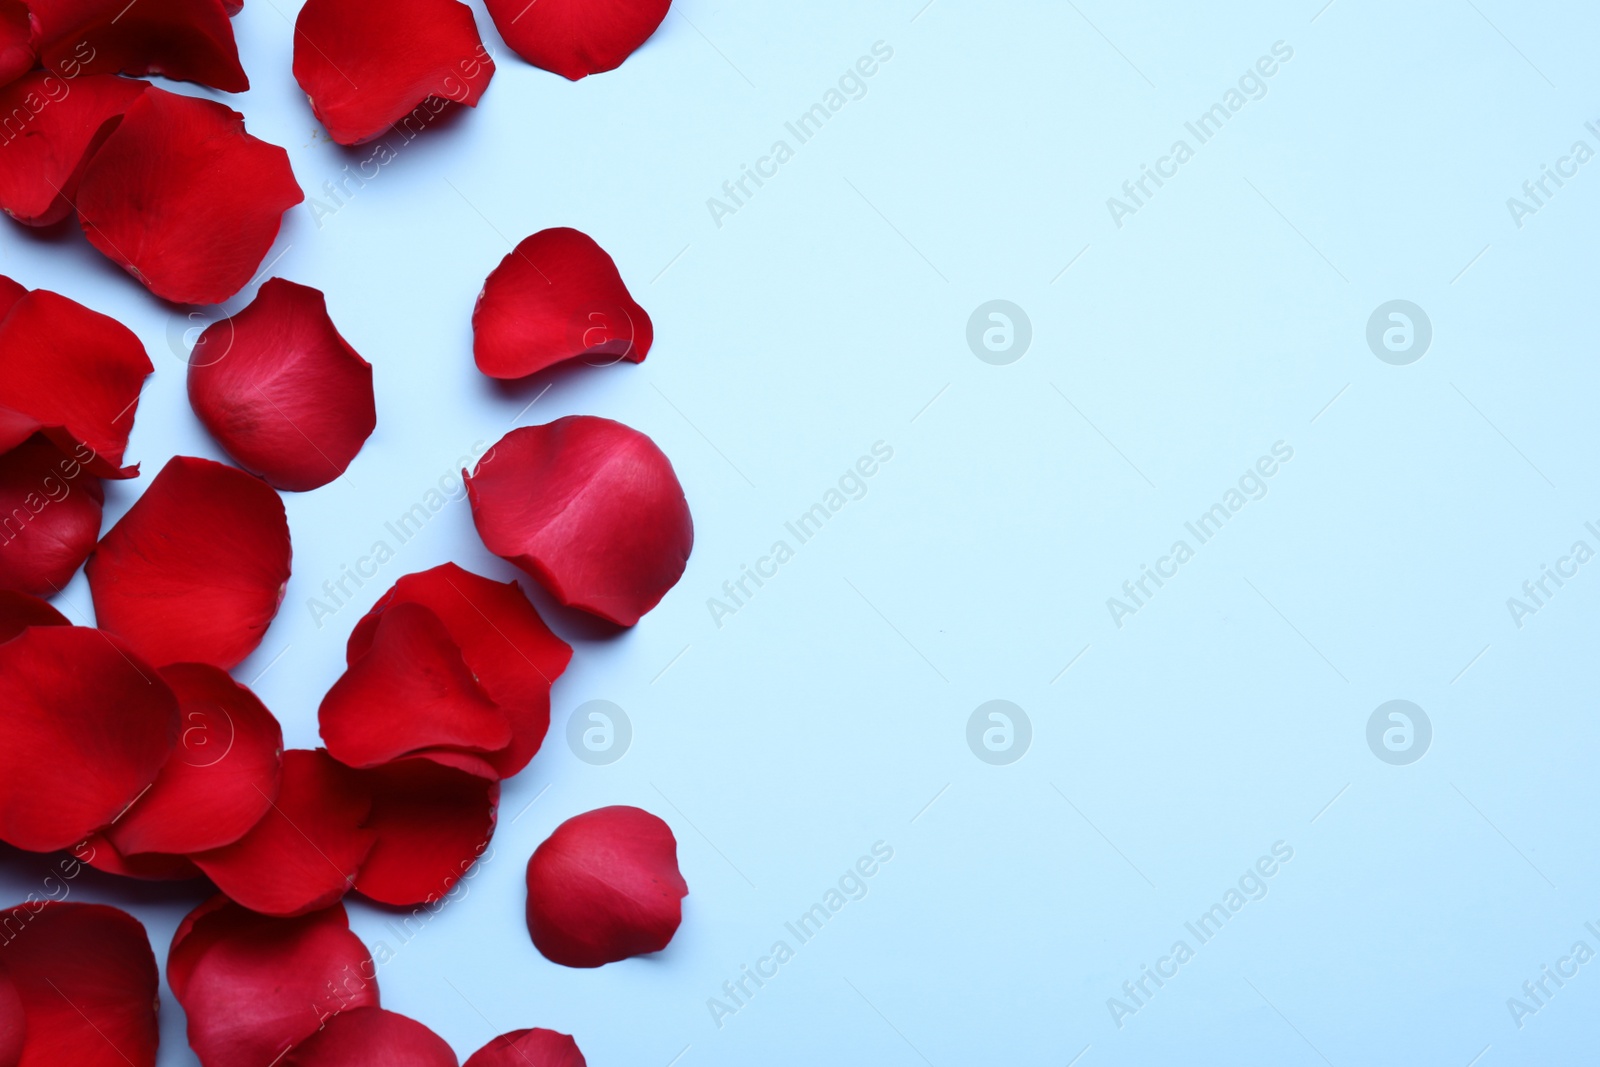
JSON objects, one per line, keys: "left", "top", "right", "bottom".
{"left": 33, "top": 0, "right": 247, "bottom": 92}
{"left": 467, "top": 417, "right": 692, "bottom": 626}
{"left": 483, "top": 0, "right": 668, "bottom": 80}
{"left": 0, "top": 1, "right": 33, "bottom": 88}
{"left": 320, "top": 602, "right": 511, "bottom": 769}
{"left": 87, "top": 455, "right": 291, "bottom": 670}
{"left": 105, "top": 663, "right": 282, "bottom": 856}
{"left": 0, "top": 73, "right": 146, "bottom": 226}
{"left": 472, "top": 228, "right": 652, "bottom": 380}
{"left": 75, "top": 88, "right": 304, "bottom": 305}
{"left": 0, "top": 626, "right": 177, "bottom": 852}
{"left": 171, "top": 897, "right": 379, "bottom": 1067}
{"left": 78, "top": 833, "right": 204, "bottom": 880}
{"left": 0, "top": 591, "right": 68, "bottom": 644}
{"left": 188, "top": 279, "right": 375, "bottom": 491}
{"left": 465, "top": 1029, "right": 586, "bottom": 1067}
{"left": 0, "top": 903, "right": 159, "bottom": 1067}
{"left": 292, "top": 0, "right": 494, "bottom": 146}
{"left": 347, "top": 564, "right": 571, "bottom": 776}
{"left": 0, "top": 275, "right": 24, "bottom": 317}
{"left": 353, "top": 758, "right": 497, "bottom": 906}
{"left": 0, "top": 963, "right": 21, "bottom": 1067}
{"left": 0, "top": 289, "right": 152, "bottom": 478}
{"left": 0, "top": 435, "right": 104, "bottom": 597}
{"left": 525, "top": 805, "right": 687, "bottom": 968}
{"left": 190, "top": 749, "right": 374, "bottom": 916}
{"left": 282, "top": 1007, "right": 457, "bottom": 1067}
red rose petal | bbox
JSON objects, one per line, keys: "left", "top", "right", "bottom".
{"left": 320, "top": 602, "right": 512, "bottom": 769}
{"left": 352, "top": 757, "right": 497, "bottom": 906}
{"left": 171, "top": 897, "right": 380, "bottom": 1067}
{"left": 33, "top": 0, "right": 247, "bottom": 92}
{"left": 0, "top": 903, "right": 159, "bottom": 1067}
{"left": 0, "top": 73, "right": 147, "bottom": 226}
{"left": 87, "top": 455, "right": 291, "bottom": 670}
{"left": 465, "top": 1029, "right": 586, "bottom": 1067}
{"left": 0, "top": 591, "right": 68, "bottom": 644}
{"left": 0, "top": 1, "right": 33, "bottom": 88}
{"left": 0, "top": 963, "right": 21, "bottom": 1067}
{"left": 75, "top": 88, "right": 304, "bottom": 305}
{"left": 0, "top": 626, "right": 177, "bottom": 852}
{"left": 0, "top": 289, "right": 152, "bottom": 478}
{"left": 347, "top": 564, "right": 572, "bottom": 777}
{"left": 472, "top": 228, "right": 652, "bottom": 380}
{"left": 282, "top": 1007, "right": 457, "bottom": 1067}
{"left": 467, "top": 417, "right": 693, "bottom": 626}
{"left": 78, "top": 833, "right": 204, "bottom": 880}
{"left": 292, "top": 0, "right": 494, "bottom": 146}
{"left": 105, "top": 663, "right": 283, "bottom": 856}
{"left": 483, "top": 0, "right": 669, "bottom": 80}
{"left": 525, "top": 805, "right": 687, "bottom": 968}
{"left": 0, "top": 275, "right": 24, "bottom": 317}
{"left": 0, "top": 435, "right": 104, "bottom": 597}
{"left": 188, "top": 279, "right": 376, "bottom": 491}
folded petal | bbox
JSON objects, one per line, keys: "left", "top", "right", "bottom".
{"left": 484, "top": 0, "right": 669, "bottom": 80}
{"left": 0, "top": 435, "right": 104, "bottom": 597}
{"left": 0, "top": 1, "right": 33, "bottom": 88}
{"left": 353, "top": 758, "right": 497, "bottom": 906}
{"left": 87, "top": 455, "right": 291, "bottom": 670}
{"left": 75, "top": 87, "right": 304, "bottom": 305}
{"left": 465, "top": 1029, "right": 587, "bottom": 1067}
{"left": 281, "top": 1007, "right": 457, "bottom": 1067}
{"left": 0, "top": 591, "right": 68, "bottom": 644}
{"left": 472, "top": 228, "right": 652, "bottom": 379}
{"left": 0, "top": 903, "right": 159, "bottom": 1067}
{"left": 33, "top": 0, "right": 247, "bottom": 92}
{"left": 292, "top": 0, "right": 494, "bottom": 146}
{"left": 525, "top": 805, "right": 687, "bottom": 968}
{"left": 0, "top": 73, "right": 147, "bottom": 226}
{"left": 0, "top": 626, "right": 177, "bottom": 852}
{"left": 467, "top": 417, "right": 692, "bottom": 626}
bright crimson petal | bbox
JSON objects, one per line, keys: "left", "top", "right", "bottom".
{"left": 483, "top": 0, "right": 669, "bottom": 80}
{"left": 0, "top": 591, "right": 68, "bottom": 644}
{"left": 105, "top": 663, "right": 283, "bottom": 856}
{"left": 190, "top": 749, "right": 375, "bottom": 916}
{"left": 525, "top": 805, "right": 687, "bottom": 968}
{"left": 87, "top": 455, "right": 291, "bottom": 670}
{"left": 467, "top": 417, "right": 693, "bottom": 626}
{"left": 472, "top": 228, "right": 652, "bottom": 380}
{"left": 188, "top": 278, "right": 376, "bottom": 491}
{"left": 0, "top": 275, "right": 24, "bottom": 317}
{"left": 0, "top": 1, "right": 33, "bottom": 88}
{"left": 0, "top": 73, "right": 147, "bottom": 226}
{"left": 292, "top": 0, "right": 494, "bottom": 146}
{"left": 465, "top": 1029, "right": 587, "bottom": 1067}
{"left": 0, "top": 903, "right": 159, "bottom": 1067}
{"left": 0, "top": 626, "right": 177, "bottom": 852}
{"left": 0, "top": 435, "right": 104, "bottom": 597}
{"left": 0, "top": 289, "right": 152, "bottom": 478}
{"left": 75, "top": 88, "right": 304, "bottom": 305}
{"left": 33, "top": 0, "right": 247, "bottom": 91}
{"left": 354, "top": 758, "right": 498, "bottom": 906}
{"left": 281, "top": 1008, "right": 457, "bottom": 1067}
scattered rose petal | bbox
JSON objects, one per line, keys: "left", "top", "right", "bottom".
{"left": 354, "top": 758, "right": 498, "bottom": 906}
{"left": 76, "top": 87, "right": 304, "bottom": 305}
{"left": 188, "top": 279, "right": 376, "bottom": 491}
{"left": 0, "top": 73, "right": 147, "bottom": 226}
{"left": 465, "top": 1029, "right": 586, "bottom": 1067}
{"left": 483, "top": 0, "right": 669, "bottom": 80}
{"left": 33, "top": 0, "right": 247, "bottom": 92}
{"left": 472, "top": 228, "right": 652, "bottom": 380}
{"left": 191, "top": 749, "right": 374, "bottom": 916}
{"left": 0, "top": 626, "right": 177, "bottom": 852}
{"left": 0, "top": 962, "right": 21, "bottom": 1067}
{"left": 293, "top": 0, "right": 494, "bottom": 146}
{"left": 281, "top": 1007, "right": 457, "bottom": 1067}
{"left": 525, "top": 805, "right": 687, "bottom": 968}
{"left": 78, "top": 834, "right": 204, "bottom": 880}
{"left": 105, "top": 663, "right": 283, "bottom": 856}
{"left": 0, "top": 591, "right": 68, "bottom": 644}
{"left": 0, "top": 903, "right": 159, "bottom": 1067}
{"left": 467, "top": 417, "right": 693, "bottom": 626}
{"left": 0, "top": 1, "right": 33, "bottom": 88}
{"left": 87, "top": 455, "right": 291, "bottom": 670}
{"left": 0, "top": 435, "right": 104, "bottom": 597}
{"left": 0, "top": 275, "right": 24, "bottom": 317}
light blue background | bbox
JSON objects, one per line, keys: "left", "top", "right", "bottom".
{"left": 3, "top": 0, "right": 1599, "bottom": 1064}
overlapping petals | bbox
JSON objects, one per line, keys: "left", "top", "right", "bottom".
{"left": 188, "top": 278, "right": 376, "bottom": 491}
{"left": 352, "top": 758, "right": 498, "bottom": 906}
{"left": 0, "top": 1, "right": 32, "bottom": 87}
{"left": 0, "top": 73, "right": 147, "bottom": 225}
{"left": 0, "top": 435, "right": 104, "bottom": 597}
{"left": 465, "top": 1030, "right": 587, "bottom": 1067}
{"left": 0, "top": 591, "right": 67, "bottom": 643}
{"left": 32, "top": 0, "right": 247, "bottom": 92}
{"left": 79, "top": 834, "right": 204, "bottom": 880}
{"left": 484, "top": 0, "right": 670, "bottom": 80}
{"left": 281, "top": 1007, "right": 457, "bottom": 1067}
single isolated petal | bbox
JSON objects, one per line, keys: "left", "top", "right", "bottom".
{"left": 0, "top": 626, "right": 177, "bottom": 852}
{"left": 354, "top": 758, "right": 498, "bottom": 907}
{"left": 0, "top": 1, "right": 33, "bottom": 88}
{"left": 88, "top": 455, "right": 291, "bottom": 670}
{"left": 293, "top": 0, "right": 494, "bottom": 146}
{"left": 467, "top": 417, "right": 693, "bottom": 626}
{"left": 0, "top": 591, "right": 68, "bottom": 644}
{"left": 0, "top": 435, "right": 104, "bottom": 597}
{"left": 0, "top": 962, "right": 21, "bottom": 1067}
{"left": 188, "top": 279, "right": 376, "bottom": 491}
{"left": 190, "top": 749, "right": 375, "bottom": 917}
{"left": 171, "top": 897, "right": 379, "bottom": 1067}
{"left": 465, "top": 1029, "right": 587, "bottom": 1067}
{"left": 472, "top": 228, "right": 652, "bottom": 380}
{"left": 525, "top": 805, "right": 687, "bottom": 968}
{"left": 106, "top": 664, "right": 283, "bottom": 856}
{"left": 484, "top": 0, "right": 669, "bottom": 80}
{"left": 0, "top": 903, "right": 159, "bottom": 1067}
{"left": 76, "top": 88, "right": 304, "bottom": 305}
{"left": 0, "top": 73, "right": 147, "bottom": 226}
{"left": 347, "top": 564, "right": 572, "bottom": 776}
{"left": 282, "top": 1007, "right": 457, "bottom": 1067}
{"left": 33, "top": 0, "right": 247, "bottom": 92}
{"left": 0, "top": 289, "right": 152, "bottom": 477}
{"left": 79, "top": 833, "right": 204, "bottom": 880}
